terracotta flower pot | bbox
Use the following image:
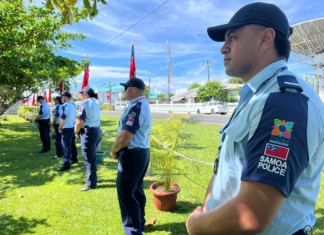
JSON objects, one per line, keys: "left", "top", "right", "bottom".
{"left": 149, "top": 182, "right": 180, "bottom": 211}
{"left": 26, "top": 118, "right": 30, "bottom": 121}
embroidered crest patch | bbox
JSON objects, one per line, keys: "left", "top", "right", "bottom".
{"left": 269, "top": 119, "right": 293, "bottom": 147}
{"left": 130, "top": 112, "right": 136, "bottom": 117}
{"left": 126, "top": 117, "right": 134, "bottom": 126}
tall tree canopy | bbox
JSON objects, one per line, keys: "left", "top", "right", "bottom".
{"left": 197, "top": 81, "right": 237, "bottom": 102}
{"left": 0, "top": 1, "right": 94, "bottom": 115}
{"left": 187, "top": 83, "right": 202, "bottom": 91}
{"left": 228, "top": 77, "right": 245, "bottom": 84}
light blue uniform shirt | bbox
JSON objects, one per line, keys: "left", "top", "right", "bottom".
{"left": 60, "top": 101, "right": 76, "bottom": 128}
{"left": 117, "top": 96, "right": 152, "bottom": 149}
{"left": 53, "top": 104, "right": 63, "bottom": 124}
{"left": 39, "top": 101, "right": 50, "bottom": 120}
{"left": 77, "top": 98, "right": 100, "bottom": 127}
{"left": 206, "top": 60, "right": 324, "bottom": 234}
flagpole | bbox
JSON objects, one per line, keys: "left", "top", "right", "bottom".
{"left": 132, "top": 41, "right": 136, "bottom": 77}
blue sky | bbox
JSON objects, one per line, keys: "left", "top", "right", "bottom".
{"left": 32, "top": 0, "right": 324, "bottom": 94}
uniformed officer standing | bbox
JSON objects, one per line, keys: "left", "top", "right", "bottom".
{"left": 186, "top": 3, "right": 324, "bottom": 235}
{"left": 52, "top": 96, "right": 64, "bottom": 159}
{"left": 111, "top": 77, "right": 152, "bottom": 235}
{"left": 74, "top": 87, "right": 102, "bottom": 191}
{"left": 57, "top": 92, "right": 78, "bottom": 171}
{"left": 34, "top": 96, "right": 51, "bottom": 153}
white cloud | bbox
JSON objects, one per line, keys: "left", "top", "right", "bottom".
{"left": 175, "top": 88, "right": 187, "bottom": 95}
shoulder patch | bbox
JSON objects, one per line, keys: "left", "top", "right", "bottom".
{"left": 277, "top": 75, "right": 303, "bottom": 92}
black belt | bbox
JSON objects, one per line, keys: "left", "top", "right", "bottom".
{"left": 125, "top": 148, "right": 148, "bottom": 153}
{"left": 293, "top": 230, "right": 308, "bottom": 235}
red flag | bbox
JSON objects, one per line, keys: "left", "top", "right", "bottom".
{"left": 81, "top": 67, "right": 89, "bottom": 90}
{"left": 129, "top": 41, "right": 136, "bottom": 79}
{"left": 22, "top": 98, "right": 29, "bottom": 104}
{"left": 31, "top": 94, "right": 36, "bottom": 106}
{"left": 43, "top": 91, "right": 48, "bottom": 102}
{"left": 60, "top": 82, "right": 64, "bottom": 95}
{"left": 48, "top": 88, "right": 51, "bottom": 102}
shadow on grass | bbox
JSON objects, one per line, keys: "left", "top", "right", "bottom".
{"left": 145, "top": 222, "right": 187, "bottom": 235}
{"left": 0, "top": 214, "right": 49, "bottom": 235}
{"left": 169, "top": 201, "right": 202, "bottom": 214}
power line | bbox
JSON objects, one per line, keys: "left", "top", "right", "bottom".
{"left": 88, "top": 0, "right": 170, "bottom": 56}
{"left": 172, "top": 64, "right": 206, "bottom": 82}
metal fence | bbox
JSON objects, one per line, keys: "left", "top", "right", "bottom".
{"left": 149, "top": 101, "right": 238, "bottom": 114}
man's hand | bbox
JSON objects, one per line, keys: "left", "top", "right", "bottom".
{"left": 186, "top": 206, "right": 203, "bottom": 235}
{"left": 75, "top": 134, "right": 80, "bottom": 139}
{"left": 110, "top": 151, "right": 118, "bottom": 160}
{"left": 59, "top": 129, "right": 62, "bottom": 134}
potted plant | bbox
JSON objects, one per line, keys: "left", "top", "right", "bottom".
{"left": 95, "top": 129, "right": 106, "bottom": 164}
{"left": 149, "top": 114, "right": 199, "bottom": 211}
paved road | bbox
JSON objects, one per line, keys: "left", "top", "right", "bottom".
{"left": 100, "top": 111, "right": 230, "bottom": 125}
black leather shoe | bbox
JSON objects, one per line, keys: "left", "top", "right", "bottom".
{"left": 39, "top": 149, "right": 48, "bottom": 153}
{"left": 52, "top": 156, "right": 62, "bottom": 159}
{"left": 71, "top": 161, "right": 78, "bottom": 165}
{"left": 80, "top": 185, "right": 96, "bottom": 191}
{"left": 57, "top": 167, "right": 70, "bottom": 171}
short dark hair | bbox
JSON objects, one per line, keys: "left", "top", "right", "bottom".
{"left": 273, "top": 29, "right": 293, "bottom": 62}
{"left": 250, "top": 24, "right": 293, "bottom": 62}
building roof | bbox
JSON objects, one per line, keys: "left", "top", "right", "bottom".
{"left": 171, "top": 83, "right": 244, "bottom": 101}
{"left": 96, "top": 85, "right": 124, "bottom": 91}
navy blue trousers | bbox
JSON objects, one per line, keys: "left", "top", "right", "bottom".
{"left": 54, "top": 124, "right": 64, "bottom": 157}
{"left": 80, "top": 127, "right": 102, "bottom": 187}
{"left": 61, "top": 128, "right": 78, "bottom": 169}
{"left": 117, "top": 148, "right": 150, "bottom": 235}
{"left": 38, "top": 119, "right": 51, "bottom": 151}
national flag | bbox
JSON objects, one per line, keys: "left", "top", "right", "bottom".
{"left": 43, "top": 91, "right": 48, "bottom": 102}
{"left": 60, "top": 81, "right": 64, "bottom": 95}
{"left": 81, "top": 66, "right": 89, "bottom": 90}
{"left": 22, "top": 98, "right": 29, "bottom": 104}
{"left": 48, "top": 88, "right": 51, "bottom": 102}
{"left": 31, "top": 94, "right": 36, "bottom": 106}
{"left": 264, "top": 143, "right": 289, "bottom": 160}
{"left": 129, "top": 41, "right": 136, "bottom": 79}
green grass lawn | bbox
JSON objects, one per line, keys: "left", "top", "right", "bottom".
{"left": 0, "top": 115, "right": 323, "bottom": 235}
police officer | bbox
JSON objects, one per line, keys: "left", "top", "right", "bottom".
{"left": 186, "top": 3, "right": 324, "bottom": 235}
{"left": 111, "top": 77, "right": 152, "bottom": 235}
{"left": 34, "top": 96, "right": 51, "bottom": 153}
{"left": 52, "top": 96, "right": 64, "bottom": 159}
{"left": 57, "top": 92, "right": 78, "bottom": 171}
{"left": 74, "top": 87, "right": 102, "bottom": 191}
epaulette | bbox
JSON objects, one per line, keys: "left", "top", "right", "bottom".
{"left": 277, "top": 75, "right": 303, "bottom": 93}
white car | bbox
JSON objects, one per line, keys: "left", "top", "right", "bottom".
{"left": 197, "top": 101, "right": 229, "bottom": 115}
{"left": 115, "top": 103, "right": 128, "bottom": 111}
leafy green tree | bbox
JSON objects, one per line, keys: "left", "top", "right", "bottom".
{"left": 169, "top": 92, "right": 175, "bottom": 97}
{"left": 197, "top": 81, "right": 237, "bottom": 102}
{"left": 157, "top": 94, "right": 167, "bottom": 102}
{"left": 145, "top": 86, "right": 150, "bottom": 99}
{"left": 188, "top": 83, "right": 202, "bottom": 91}
{"left": 0, "top": 1, "right": 90, "bottom": 115}
{"left": 228, "top": 77, "right": 245, "bottom": 84}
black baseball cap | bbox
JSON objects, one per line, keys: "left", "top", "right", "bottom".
{"left": 54, "top": 96, "right": 61, "bottom": 101}
{"left": 207, "top": 2, "right": 292, "bottom": 42}
{"left": 61, "top": 92, "right": 72, "bottom": 98}
{"left": 120, "top": 77, "right": 145, "bottom": 90}
{"left": 37, "top": 96, "right": 44, "bottom": 101}
{"left": 79, "top": 87, "right": 94, "bottom": 96}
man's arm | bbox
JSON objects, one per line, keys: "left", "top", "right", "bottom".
{"left": 34, "top": 114, "right": 42, "bottom": 122}
{"left": 187, "top": 181, "right": 285, "bottom": 235}
{"left": 110, "top": 130, "right": 134, "bottom": 159}
{"left": 53, "top": 117, "right": 58, "bottom": 126}
{"left": 74, "top": 118, "right": 84, "bottom": 139}
{"left": 202, "top": 174, "right": 215, "bottom": 212}
{"left": 59, "top": 119, "right": 65, "bottom": 130}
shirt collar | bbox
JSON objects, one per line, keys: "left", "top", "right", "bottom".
{"left": 128, "top": 95, "right": 146, "bottom": 106}
{"left": 247, "top": 60, "right": 286, "bottom": 93}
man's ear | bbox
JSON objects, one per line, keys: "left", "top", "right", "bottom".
{"left": 260, "top": 28, "right": 275, "bottom": 52}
